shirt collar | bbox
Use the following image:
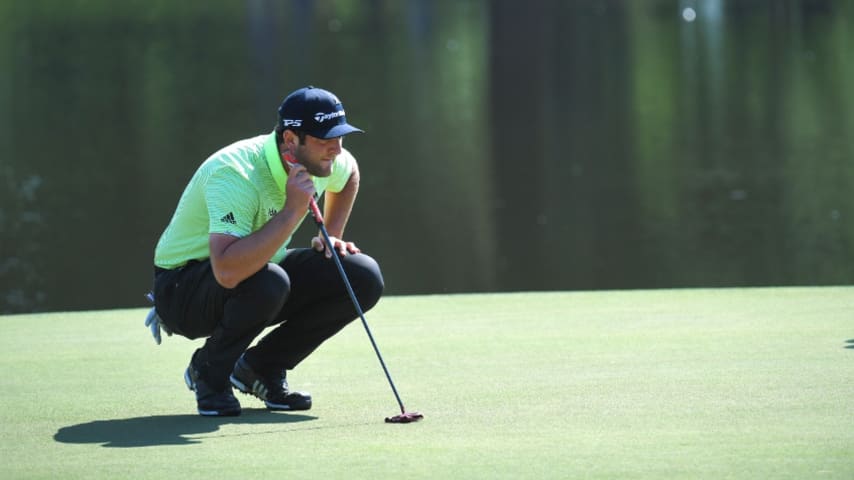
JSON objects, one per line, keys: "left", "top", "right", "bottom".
{"left": 263, "top": 131, "right": 286, "bottom": 192}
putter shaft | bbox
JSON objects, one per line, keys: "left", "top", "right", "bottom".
{"left": 308, "top": 197, "right": 408, "bottom": 415}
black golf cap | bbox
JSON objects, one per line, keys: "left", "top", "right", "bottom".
{"left": 277, "top": 86, "right": 364, "bottom": 139}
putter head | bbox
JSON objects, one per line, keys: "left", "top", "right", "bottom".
{"left": 385, "top": 411, "right": 424, "bottom": 424}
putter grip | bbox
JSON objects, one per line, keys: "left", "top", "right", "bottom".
{"left": 308, "top": 197, "right": 325, "bottom": 225}
{"left": 285, "top": 161, "right": 325, "bottom": 225}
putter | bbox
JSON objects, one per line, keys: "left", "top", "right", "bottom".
{"left": 300, "top": 180, "right": 422, "bottom": 423}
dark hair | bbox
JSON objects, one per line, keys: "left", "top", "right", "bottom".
{"left": 274, "top": 124, "right": 306, "bottom": 146}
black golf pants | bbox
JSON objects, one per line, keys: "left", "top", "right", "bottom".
{"left": 152, "top": 249, "right": 384, "bottom": 390}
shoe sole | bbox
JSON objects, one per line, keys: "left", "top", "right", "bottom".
{"left": 229, "top": 374, "right": 312, "bottom": 411}
{"left": 197, "top": 407, "right": 241, "bottom": 417}
{"left": 265, "top": 401, "right": 312, "bottom": 411}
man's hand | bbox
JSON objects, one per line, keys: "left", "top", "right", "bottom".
{"left": 312, "top": 235, "right": 361, "bottom": 259}
{"left": 284, "top": 162, "right": 316, "bottom": 214}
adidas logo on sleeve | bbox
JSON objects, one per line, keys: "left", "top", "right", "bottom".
{"left": 220, "top": 212, "right": 236, "bottom": 225}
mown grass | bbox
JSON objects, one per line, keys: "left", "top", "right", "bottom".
{"left": 1, "top": 287, "right": 852, "bottom": 479}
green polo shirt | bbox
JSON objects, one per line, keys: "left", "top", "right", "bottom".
{"left": 154, "top": 131, "right": 354, "bottom": 269}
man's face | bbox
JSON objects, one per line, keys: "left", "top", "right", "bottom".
{"left": 292, "top": 134, "right": 343, "bottom": 177}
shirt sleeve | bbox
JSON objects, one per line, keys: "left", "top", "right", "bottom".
{"left": 204, "top": 167, "right": 257, "bottom": 238}
{"left": 325, "top": 148, "right": 356, "bottom": 193}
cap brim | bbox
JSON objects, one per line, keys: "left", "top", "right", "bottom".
{"left": 311, "top": 123, "right": 364, "bottom": 139}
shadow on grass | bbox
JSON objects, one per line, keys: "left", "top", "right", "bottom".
{"left": 846, "top": 339, "right": 854, "bottom": 349}
{"left": 54, "top": 409, "right": 317, "bottom": 448}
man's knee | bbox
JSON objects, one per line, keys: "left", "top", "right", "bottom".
{"left": 344, "top": 254, "right": 384, "bottom": 311}
{"left": 232, "top": 263, "right": 291, "bottom": 316}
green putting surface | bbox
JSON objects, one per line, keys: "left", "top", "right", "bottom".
{"left": 1, "top": 287, "right": 852, "bottom": 479}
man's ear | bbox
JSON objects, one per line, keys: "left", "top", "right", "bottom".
{"left": 283, "top": 130, "right": 300, "bottom": 150}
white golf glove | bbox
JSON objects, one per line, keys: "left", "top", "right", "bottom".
{"left": 144, "top": 292, "right": 172, "bottom": 345}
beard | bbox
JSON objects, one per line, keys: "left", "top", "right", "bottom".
{"left": 293, "top": 147, "right": 333, "bottom": 177}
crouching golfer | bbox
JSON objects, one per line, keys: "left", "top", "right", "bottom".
{"left": 149, "top": 86, "right": 384, "bottom": 416}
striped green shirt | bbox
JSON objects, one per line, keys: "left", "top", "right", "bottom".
{"left": 154, "top": 131, "right": 354, "bottom": 269}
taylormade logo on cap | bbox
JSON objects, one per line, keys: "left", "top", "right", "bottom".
{"left": 277, "top": 86, "right": 364, "bottom": 139}
{"left": 314, "top": 110, "right": 346, "bottom": 123}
